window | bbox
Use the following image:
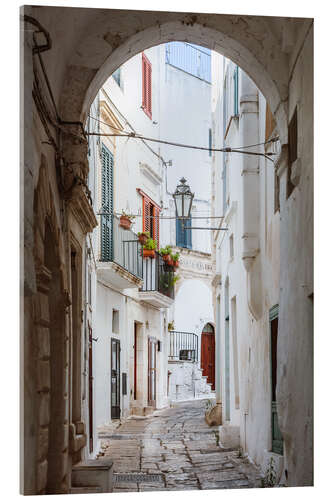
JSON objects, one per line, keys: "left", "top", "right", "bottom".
{"left": 229, "top": 234, "right": 234, "bottom": 260}
{"left": 112, "top": 67, "right": 122, "bottom": 88}
{"left": 138, "top": 189, "right": 160, "bottom": 248}
{"left": 101, "top": 144, "right": 114, "bottom": 261}
{"left": 176, "top": 217, "right": 192, "bottom": 249}
{"left": 233, "top": 66, "right": 239, "bottom": 116}
{"left": 287, "top": 107, "right": 298, "bottom": 198}
{"left": 142, "top": 53, "right": 152, "bottom": 119}
{"left": 222, "top": 158, "right": 228, "bottom": 215}
{"left": 112, "top": 309, "right": 119, "bottom": 334}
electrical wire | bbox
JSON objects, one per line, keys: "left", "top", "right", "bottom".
{"left": 86, "top": 115, "right": 278, "bottom": 161}
{"left": 97, "top": 211, "right": 223, "bottom": 220}
{"left": 86, "top": 130, "right": 276, "bottom": 161}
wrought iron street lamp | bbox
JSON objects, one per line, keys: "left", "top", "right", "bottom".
{"left": 172, "top": 177, "right": 194, "bottom": 220}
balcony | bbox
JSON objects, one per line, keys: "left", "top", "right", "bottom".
{"left": 139, "top": 252, "right": 175, "bottom": 309}
{"left": 168, "top": 330, "right": 199, "bottom": 362}
{"left": 97, "top": 215, "right": 143, "bottom": 290}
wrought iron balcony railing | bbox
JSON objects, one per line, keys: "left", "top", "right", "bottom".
{"left": 165, "top": 42, "right": 211, "bottom": 83}
{"left": 100, "top": 214, "right": 143, "bottom": 280}
{"left": 168, "top": 330, "right": 199, "bottom": 362}
{"left": 141, "top": 252, "right": 175, "bottom": 300}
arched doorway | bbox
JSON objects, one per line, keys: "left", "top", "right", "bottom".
{"left": 201, "top": 323, "right": 215, "bottom": 390}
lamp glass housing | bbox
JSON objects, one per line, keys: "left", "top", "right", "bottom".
{"left": 173, "top": 178, "right": 194, "bottom": 219}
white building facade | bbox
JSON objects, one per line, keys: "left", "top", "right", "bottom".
{"left": 211, "top": 53, "right": 284, "bottom": 479}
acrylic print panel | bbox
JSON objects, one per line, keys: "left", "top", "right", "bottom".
{"left": 21, "top": 2, "right": 313, "bottom": 495}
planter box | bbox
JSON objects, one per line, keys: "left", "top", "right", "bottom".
{"left": 162, "top": 254, "right": 172, "bottom": 265}
{"left": 143, "top": 249, "right": 156, "bottom": 259}
{"left": 119, "top": 215, "right": 132, "bottom": 230}
{"left": 138, "top": 233, "right": 149, "bottom": 245}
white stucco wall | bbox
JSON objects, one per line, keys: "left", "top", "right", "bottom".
{"left": 211, "top": 52, "right": 283, "bottom": 475}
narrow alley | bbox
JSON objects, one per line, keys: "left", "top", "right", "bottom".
{"left": 97, "top": 399, "right": 261, "bottom": 492}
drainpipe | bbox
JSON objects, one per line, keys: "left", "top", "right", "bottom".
{"left": 239, "top": 72, "right": 262, "bottom": 320}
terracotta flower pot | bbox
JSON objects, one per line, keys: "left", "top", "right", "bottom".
{"left": 143, "top": 249, "right": 156, "bottom": 259}
{"left": 162, "top": 254, "right": 172, "bottom": 265}
{"left": 119, "top": 215, "right": 132, "bottom": 230}
{"left": 138, "top": 233, "right": 149, "bottom": 245}
{"left": 173, "top": 260, "right": 179, "bottom": 268}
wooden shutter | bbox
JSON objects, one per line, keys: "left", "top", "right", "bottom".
{"left": 142, "top": 196, "right": 151, "bottom": 234}
{"left": 101, "top": 144, "right": 113, "bottom": 261}
{"left": 142, "top": 54, "right": 147, "bottom": 111}
{"left": 186, "top": 217, "right": 192, "bottom": 249}
{"left": 142, "top": 53, "right": 152, "bottom": 119}
{"left": 147, "top": 61, "right": 152, "bottom": 117}
{"left": 153, "top": 206, "right": 160, "bottom": 249}
{"left": 176, "top": 217, "right": 191, "bottom": 249}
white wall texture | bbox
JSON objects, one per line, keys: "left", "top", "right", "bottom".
{"left": 211, "top": 51, "right": 306, "bottom": 482}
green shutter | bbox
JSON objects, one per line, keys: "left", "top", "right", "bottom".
{"left": 101, "top": 144, "right": 114, "bottom": 261}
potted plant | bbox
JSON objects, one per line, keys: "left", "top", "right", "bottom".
{"left": 160, "top": 273, "right": 180, "bottom": 291}
{"left": 119, "top": 210, "right": 135, "bottom": 230}
{"left": 170, "top": 252, "right": 180, "bottom": 268}
{"left": 137, "top": 231, "right": 150, "bottom": 245}
{"left": 159, "top": 245, "right": 172, "bottom": 265}
{"left": 171, "top": 274, "right": 180, "bottom": 286}
{"left": 142, "top": 237, "right": 157, "bottom": 258}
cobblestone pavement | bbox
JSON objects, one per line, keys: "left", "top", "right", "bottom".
{"left": 98, "top": 399, "right": 262, "bottom": 492}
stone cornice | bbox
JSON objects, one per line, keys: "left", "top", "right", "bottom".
{"left": 100, "top": 99, "right": 124, "bottom": 132}
{"left": 139, "top": 162, "right": 162, "bottom": 185}
{"left": 67, "top": 184, "right": 98, "bottom": 234}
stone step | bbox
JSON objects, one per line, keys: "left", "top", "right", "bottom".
{"left": 70, "top": 486, "right": 103, "bottom": 494}
{"left": 71, "top": 458, "right": 114, "bottom": 493}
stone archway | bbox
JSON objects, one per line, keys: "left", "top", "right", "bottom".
{"left": 22, "top": 6, "right": 314, "bottom": 490}
{"left": 44, "top": 9, "right": 292, "bottom": 144}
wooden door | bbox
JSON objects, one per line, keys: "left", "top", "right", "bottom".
{"left": 148, "top": 337, "right": 157, "bottom": 408}
{"left": 111, "top": 338, "right": 121, "bottom": 419}
{"left": 88, "top": 325, "right": 93, "bottom": 453}
{"left": 201, "top": 324, "right": 215, "bottom": 390}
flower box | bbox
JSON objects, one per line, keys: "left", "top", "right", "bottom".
{"left": 138, "top": 233, "right": 149, "bottom": 245}
{"left": 119, "top": 215, "right": 132, "bottom": 230}
{"left": 143, "top": 249, "right": 156, "bottom": 259}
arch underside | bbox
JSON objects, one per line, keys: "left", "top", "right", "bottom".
{"left": 26, "top": 6, "right": 301, "bottom": 143}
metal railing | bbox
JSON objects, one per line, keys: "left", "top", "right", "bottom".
{"left": 100, "top": 215, "right": 143, "bottom": 279}
{"left": 168, "top": 330, "right": 199, "bottom": 362}
{"left": 141, "top": 252, "right": 175, "bottom": 299}
{"left": 165, "top": 42, "right": 211, "bottom": 83}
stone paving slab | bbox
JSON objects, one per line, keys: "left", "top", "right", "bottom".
{"left": 97, "top": 398, "right": 262, "bottom": 492}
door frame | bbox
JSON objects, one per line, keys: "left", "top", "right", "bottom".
{"left": 148, "top": 336, "right": 157, "bottom": 408}
{"left": 201, "top": 324, "right": 216, "bottom": 390}
{"left": 111, "top": 337, "right": 121, "bottom": 419}
{"left": 269, "top": 304, "right": 283, "bottom": 455}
